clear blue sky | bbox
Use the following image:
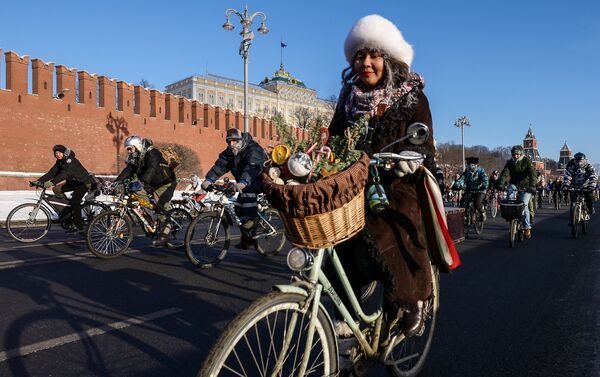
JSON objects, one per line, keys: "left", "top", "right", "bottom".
{"left": 2, "top": 0, "right": 599, "bottom": 164}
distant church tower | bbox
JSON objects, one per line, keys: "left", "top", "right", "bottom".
{"left": 523, "top": 126, "right": 544, "bottom": 171}
{"left": 557, "top": 142, "right": 572, "bottom": 175}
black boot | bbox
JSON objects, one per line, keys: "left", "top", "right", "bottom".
{"left": 152, "top": 235, "right": 169, "bottom": 247}
{"left": 402, "top": 302, "right": 424, "bottom": 337}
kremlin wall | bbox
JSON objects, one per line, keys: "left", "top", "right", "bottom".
{"left": 0, "top": 49, "right": 306, "bottom": 189}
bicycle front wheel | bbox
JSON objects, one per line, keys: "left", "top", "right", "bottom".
{"left": 86, "top": 210, "right": 133, "bottom": 258}
{"left": 490, "top": 197, "right": 498, "bottom": 218}
{"left": 254, "top": 208, "right": 286, "bottom": 256}
{"left": 384, "top": 265, "right": 439, "bottom": 377}
{"left": 185, "top": 211, "right": 230, "bottom": 269}
{"left": 197, "top": 292, "right": 338, "bottom": 377}
{"left": 571, "top": 205, "right": 579, "bottom": 239}
{"left": 6, "top": 203, "right": 51, "bottom": 242}
{"left": 165, "top": 208, "right": 192, "bottom": 249}
{"left": 509, "top": 219, "right": 517, "bottom": 248}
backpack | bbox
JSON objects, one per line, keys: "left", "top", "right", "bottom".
{"left": 157, "top": 146, "right": 181, "bottom": 170}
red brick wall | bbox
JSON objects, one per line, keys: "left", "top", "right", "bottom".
{"left": 0, "top": 49, "right": 300, "bottom": 189}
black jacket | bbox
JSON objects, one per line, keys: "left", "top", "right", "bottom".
{"left": 206, "top": 133, "right": 267, "bottom": 190}
{"left": 39, "top": 150, "right": 92, "bottom": 185}
{"left": 116, "top": 148, "right": 175, "bottom": 189}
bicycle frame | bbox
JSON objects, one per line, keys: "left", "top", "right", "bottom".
{"left": 272, "top": 246, "right": 387, "bottom": 375}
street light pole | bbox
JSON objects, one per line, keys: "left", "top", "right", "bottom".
{"left": 453, "top": 116, "right": 471, "bottom": 171}
{"left": 223, "top": 5, "right": 269, "bottom": 133}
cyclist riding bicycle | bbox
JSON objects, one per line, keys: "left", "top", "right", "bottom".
{"left": 31, "top": 144, "right": 93, "bottom": 234}
{"left": 496, "top": 145, "right": 537, "bottom": 239}
{"left": 201, "top": 128, "right": 268, "bottom": 250}
{"left": 563, "top": 152, "right": 597, "bottom": 215}
{"left": 451, "top": 156, "right": 489, "bottom": 222}
{"left": 114, "top": 135, "right": 177, "bottom": 247}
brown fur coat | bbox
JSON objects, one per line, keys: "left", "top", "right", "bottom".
{"left": 328, "top": 82, "right": 435, "bottom": 310}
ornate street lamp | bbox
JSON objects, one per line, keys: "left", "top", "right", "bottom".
{"left": 223, "top": 5, "right": 269, "bottom": 133}
{"left": 453, "top": 116, "right": 471, "bottom": 171}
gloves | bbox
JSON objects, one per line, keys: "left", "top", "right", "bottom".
{"left": 29, "top": 181, "right": 40, "bottom": 187}
{"left": 234, "top": 182, "right": 247, "bottom": 192}
{"left": 112, "top": 181, "right": 124, "bottom": 195}
{"left": 201, "top": 179, "right": 212, "bottom": 190}
{"left": 527, "top": 187, "right": 537, "bottom": 194}
{"left": 394, "top": 151, "right": 424, "bottom": 178}
{"left": 43, "top": 181, "right": 53, "bottom": 189}
{"left": 395, "top": 160, "right": 422, "bottom": 178}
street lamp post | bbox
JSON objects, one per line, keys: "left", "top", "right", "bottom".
{"left": 453, "top": 116, "right": 471, "bottom": 171}
{"left": 223, "top": 5, "right": 269, "bottom": 133}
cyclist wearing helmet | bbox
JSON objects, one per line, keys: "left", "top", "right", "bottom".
{"left": 32, "top": 144, "right": 93, "bottom": 234}
{"left": 563, "top": 152, "right": 597, "bottom": 215}
{"left": 452, "top": 156, "right": 489, "bottom": 221}
{"left": 201, "top": 128, "right": 268, "bottom": 249}
{"left": 115, "top": 135, "right": 177, "bottom": 247}
{"left": 488, "top": 170, "right": 500, "bottom": 189}
{"left": 496, "top": 145, "right": 537, "bottom": 238}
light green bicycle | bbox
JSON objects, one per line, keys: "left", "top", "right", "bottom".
{"left": 197, "top": 123, "right": 440, "bottom": 377}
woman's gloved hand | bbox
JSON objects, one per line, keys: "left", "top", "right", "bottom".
{"left": 394, "top": 151, "right": 424, "bottom": 178}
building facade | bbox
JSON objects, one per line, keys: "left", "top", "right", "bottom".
{"left": 523, "top": 127, "right": 545, "bottom": 171}
{"left": 165, "top": 64, "right": 334, "bottom": 128}
{"left": 557, "top": 142, "right": 573, "bottom": 175}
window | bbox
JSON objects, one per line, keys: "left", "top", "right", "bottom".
{"left": 208, "top": 93, "right": 215, "bottom": 105}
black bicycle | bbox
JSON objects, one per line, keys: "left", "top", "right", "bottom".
{"left": 568, "top": 189, "right": 591, "bottom": 239}
{"left": 6, "top": 182, "right": 109, "bottom": 242}
{"left": 464, "top": 194, "right": 485, "bottom": 238}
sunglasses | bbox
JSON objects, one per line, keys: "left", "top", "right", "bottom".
{"left": 126, "top": 146, "right": 136, "bottom": 153}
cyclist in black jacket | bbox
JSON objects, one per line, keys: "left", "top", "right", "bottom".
{"left": 115, "top": 136, "right": 177, "bottom": 247}
{"left": 32, "top": 144, "right": 93, "bottom": 233}
{"left": 201, "top": 128, "right": 268, "bottom": 249}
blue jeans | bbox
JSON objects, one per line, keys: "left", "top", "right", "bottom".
{"left": 508, "top": 184, "right": 532, "bottom": 230}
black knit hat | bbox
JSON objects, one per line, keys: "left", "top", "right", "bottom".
{"left": 52, "top": 144, "right": 67, "bottom": 153}
{"left": 465, "top": 156, "right": 479, "bottom": 164}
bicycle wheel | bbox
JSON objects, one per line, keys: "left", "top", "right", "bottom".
{"left": 384, "top": 265, "right": 439, "bottom": 377}
{"left": 254, "top": 208, "right": 286, "bottom": 256}
{"left": 571, "top": 205, "right": 578, "bottom": 239}
{"left": 490, "top": 196, "right": 498, "bottom": 218}
{"left": 185, "top": 211, "right": 230, "bottom": 269}
{"left": 86, "top": 210, "right": 133, "bottom": 259}
{"left": 6, "top": 203, "right": 52, "bottom": 242}
{"left": 509, "top": 219, "right": 517, "bottom": 248}
{"left": 81, "top": 201, "right": 110, "bottom": 225}
{"left": 581, "top": 208, "right": 588, "bottom": 235}
{"left": 165, "top": 208, "right": 192, "bottom": 249}
{"left": 197, "top": 292, "right": 338, "bottom": 377}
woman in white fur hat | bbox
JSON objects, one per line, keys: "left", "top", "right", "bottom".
{"left": 328, "top": 14, "right": 436, "bottom": 339}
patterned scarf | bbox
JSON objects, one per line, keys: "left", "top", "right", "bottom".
{"left": 345, "top": 73, "right": 425, "bottom": 122}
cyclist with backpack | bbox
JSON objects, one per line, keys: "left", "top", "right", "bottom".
{"left": 114, "top": 136, "right": 177, "bottom": 247}
{"left": 30, "top": 144, "right": 93, "bottom": 234}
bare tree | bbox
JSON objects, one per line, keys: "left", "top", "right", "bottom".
{"left": 293, "top": 107, "right": 314, "bottom": 130}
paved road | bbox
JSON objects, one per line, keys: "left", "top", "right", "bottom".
{"left": 0, "top": 203, "right": 598, "bottom": 377}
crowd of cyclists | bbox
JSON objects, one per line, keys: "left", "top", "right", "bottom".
{"left": 441, "top": 146, "right": 598, "bottom": 239}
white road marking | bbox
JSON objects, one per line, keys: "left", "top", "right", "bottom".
{"left": 0, "top": 249, "right": 142, "bottom": 270}
{"left": 0, "top": 307, "right": 183, "bottom": 362}
{"left": 0, "top": 240, "right": 86, "bottom": 252}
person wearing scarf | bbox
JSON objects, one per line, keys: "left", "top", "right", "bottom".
{"left": 328, "top": 14, "right": 437, "bottom": 339}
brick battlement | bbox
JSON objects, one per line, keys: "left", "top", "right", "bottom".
{"left": 0, "top": 49, "right": 306, "bottom": 189}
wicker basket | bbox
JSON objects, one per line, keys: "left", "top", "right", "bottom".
{"left": 264, "top": 152, "right": 370, "bottom": 249}
{"left": 279, "top": 189, "right": 365, "bottom": 249}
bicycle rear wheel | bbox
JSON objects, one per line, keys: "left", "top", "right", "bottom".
{"left": 474, "top": 210, "right": 484, "bottom": 235}
{"left": 165, "top": 208, "right": 192, "bottom": 249}
{"left": 197, "top": 292, "right": 337, "bottom": 377}
{"left": 254, "top": 208, "right": 286, "bottom": 256}
{"left": 86, "top": 210, "right": 133, "bottom": 258}
{"left": 6, "top": 203, "right": 51, "bottom": 242}
{"left": 384, "top": 265, "right": 439, "bottom": 377}
{"left": 185, "top": 211, "right": 230, "bottom": 269}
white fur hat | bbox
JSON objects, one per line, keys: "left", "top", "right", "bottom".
{"left": 344, "top": 14, "right": 414, "bottom": 67}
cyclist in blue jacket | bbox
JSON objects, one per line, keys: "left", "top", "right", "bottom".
{"left": 452, "top": 156, "right": 489, "bottom": 222}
